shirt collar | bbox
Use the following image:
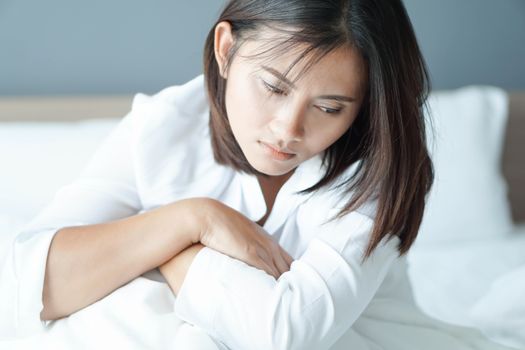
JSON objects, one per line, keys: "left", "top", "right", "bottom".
{"left": 285, "top": 152, "right": 326, "bottom": 196}
{"left": 238, "top": 152, "right": 327, "bottom": 223}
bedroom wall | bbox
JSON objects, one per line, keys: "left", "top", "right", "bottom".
{"left": 0, "top": 0, "right": 524, "bottom": 95}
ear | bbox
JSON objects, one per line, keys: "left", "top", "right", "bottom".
{"left": 214, "top": 21, "right": 234, "bottom": 79}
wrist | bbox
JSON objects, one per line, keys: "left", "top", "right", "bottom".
{"left": 195, "top": 197, "right": 222, "bottom": 245}
{"left": 172, "top": 197, "right": 218, "bottom": 244}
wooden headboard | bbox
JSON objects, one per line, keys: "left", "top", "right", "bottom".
{"left": 504, "top": 92, "right": 525, "bottom": 223}
{"left": 0, "top": 92, "right": 524, "bottom": 223}
{"left": 0, "top": 96, "right": 133, "bottom": 122}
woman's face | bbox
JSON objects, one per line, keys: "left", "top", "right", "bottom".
{"left": 215, "top": 23, "right": 368, "bottom": 178}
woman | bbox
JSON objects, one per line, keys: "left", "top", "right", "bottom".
{"left": 1, "top": 0, "right": 516, "bottom": 349}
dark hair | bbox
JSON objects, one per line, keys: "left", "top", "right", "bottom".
{"left": 203, "top": 0, "right": 434, "bottom": 259}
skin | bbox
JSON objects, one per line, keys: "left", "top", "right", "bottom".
{"left": 159, "top": 21, "right": 368, "bottom": 296}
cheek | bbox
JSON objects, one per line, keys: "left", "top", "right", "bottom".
{"left": 248, "top": 79, "right": 272, "bottom": 123}
{"left": 225, "top": 80, "right": 265, "bottom": 139}
{"left": 231, "top": 80, "right": 269, "bottom": 125}
{"left": 312, "top": 120, "right": 352, "bottom": 150}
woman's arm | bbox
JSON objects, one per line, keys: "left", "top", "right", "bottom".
{"left": 159, "top": 243, "right": 206, "bottom": 296}
{"left": 41, "top": 198, "right": 205, "bottom": 321}
{"left": 159, "top": 198, "right": 293, "bottom": 297}
{"left": 171, "top": 212, "right": 400, "bottom": 350}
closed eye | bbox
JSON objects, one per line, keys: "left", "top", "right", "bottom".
{"left": 262, "top": 80, "right": 287, "bottom": 96}
{"left": 261, "top": 78, "right": 343, "bottom": 115}
{"left": 318, "top": 106, "right": 342, "bottom": 114}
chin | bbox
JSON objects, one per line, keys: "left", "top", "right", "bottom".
{"left": 250, "top": 159, "right": 295, "bottom": 177}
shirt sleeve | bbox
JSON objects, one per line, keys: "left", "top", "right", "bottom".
{"left": 173, "top": 210, "right": 400, "bottom": 350}
{"left": 0, "top": 100, "right": 143, "bottom": 339}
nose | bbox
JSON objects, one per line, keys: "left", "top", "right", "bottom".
{"left": 269, "top": 102, "right": 306, "bottom": 146}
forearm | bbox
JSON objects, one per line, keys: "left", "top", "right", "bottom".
{"left": 159, "top": 243, "right": 205, "bottom": 296}
{"left": 41, "top": 198, "right": 205, "bottom": 321}
{"left": 159, "top": 243, "right": 286, "bottom": 297}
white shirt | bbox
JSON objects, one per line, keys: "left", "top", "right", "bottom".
{"left": 0, "top": 74, "right": 513, "bottom": 350}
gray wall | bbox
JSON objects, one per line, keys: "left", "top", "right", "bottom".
{"left": 0, "top": 0, "right": 224, "bottom": 95}
{"left": 1, "top": 0, "right": 524, "bottom": 96}
{"left": 404, "top": 0, "right": 525, "bottom": 90}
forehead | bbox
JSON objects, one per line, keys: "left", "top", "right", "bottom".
{"left": 237, "top": 31, "right": 367, "bottom": 93}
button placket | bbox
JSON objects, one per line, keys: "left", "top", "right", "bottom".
{"left": 238, "top": 171, "right": 267, "bottom": 223}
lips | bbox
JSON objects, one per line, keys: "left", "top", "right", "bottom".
{"left": 259, "top": 141, "right": 296, "bottom": 161}
{"left": 260, "top": 141, "right": 295, "bottom": 155}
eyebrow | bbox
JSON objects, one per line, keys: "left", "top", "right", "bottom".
{"left": 261, "top": 66, "right": 297, "bottom": 88}
{"left": 260, "top": 65, "right": 357, "bottom": 103}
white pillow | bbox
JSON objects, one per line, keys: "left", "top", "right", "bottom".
{"left": 415, "top": 86, "right": 514, "bottom": 246}
{"left": 0, "top": 118, "right": 121, "bottom": 226}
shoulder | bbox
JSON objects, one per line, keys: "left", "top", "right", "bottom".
{"left": 298, "top": 199, "right": 399, "bottom": 262}
{"left": 131, "top": 74, "right": 207, "bottom": 115}
{"left": 304, "top": 160, "right": 379, "bottom": 221}
{"left": 128, "top": 74, "right": 210, "bottom": 157}
{"left": 128, "top": 74, "right": 208, "bottom": 137}
{"left": 127, "top": 74, "right": 223, "bottom": 200}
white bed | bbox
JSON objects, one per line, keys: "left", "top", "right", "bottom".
{"left": 0, "top": 86, "right": 524, "bottom": 349}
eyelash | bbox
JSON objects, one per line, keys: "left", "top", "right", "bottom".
{"left": 261, "top": 80, "right": 342, "bottom": 115}
{"left": 262, "top": 80, "right": 287, "bottom": 96}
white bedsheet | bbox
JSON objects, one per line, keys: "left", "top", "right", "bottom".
{"left": 408, "top": 224, "right": 525, "bottom": 349}
{"left": 1, "top": 219, "right": 524, "bottom": 349}
{"left": 0, "top": 219, "right": 225, "bottom": 349}
{"left": 0, "top": 275, "right": 225, "bottom": 349}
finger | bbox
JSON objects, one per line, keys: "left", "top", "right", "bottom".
{"left": 265, "top": 244, "right": 288, "bottom": 278}
{"left": 266, "top": 258, "right": 281, "bottom": 279}
{"left": 279, "top": 247, "right": 294, "bottom": 267}
{"left": 258, "top": 246, "right": 281, "bottom": 279}
{"left": 272, "top": 251, "right": 290, "bottom": 276}
{"left": 262, "top": 260, "right": 280, "bottom": 279}
{"left": 251, "top": 253, "right": 279, "bottom": 279}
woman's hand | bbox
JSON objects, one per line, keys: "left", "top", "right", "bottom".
{"left": 199, "top": 198, "right": 294, "bottom": 279}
